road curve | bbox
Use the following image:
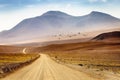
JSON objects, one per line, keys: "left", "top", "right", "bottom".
{"left": 22, "top": 48, "right": 27, "bottom": 54}
{"left": 1, "top": 54, "right": 100, "bottom": 80}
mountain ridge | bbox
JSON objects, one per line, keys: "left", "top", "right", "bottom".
{"left": 0, "top": 11, "right": 120, "bottom": 44}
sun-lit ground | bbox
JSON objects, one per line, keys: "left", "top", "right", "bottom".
{"left": 38, "top": 41, "right": 120, "bottom": 80}
{"left": 42, "top": 41, "right": 120, "bottom": 66}
{"left": 0, "top": 53, "right": 40, "bottom": 78}
{"left": 0, "top": 40, "right": 120, "bottom": 80}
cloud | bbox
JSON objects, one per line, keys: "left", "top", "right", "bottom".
{"left": 25, "top": 5, "right": 35, "bottom": 8}
{"left": 101, "top": 0, "right": 107, "bottom": 2}
{"left": 89, "top": 0, "right": 108, "bottom": 3}
{"left": 66, "top": 4, "right": 72, "bottom": 8}
{"left": 0, "top": 4, "right": 8, "bottom": 8}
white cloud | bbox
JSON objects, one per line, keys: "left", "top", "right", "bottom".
{"left": 25, "top": 5, "right": 35, "bottom": 8}
{"left": 102, "top": 0, "right": 107, "bottom": 2}
{"left": 89, "top": 0, "right": 98, "bottom": 2}
{"left": 66, "top": 4, "right": 72, "bottom": 8}
{"left": 89, "top": 0, "right": 108, "bottom": 3}
{"left": 0, "top": 4, "right": 8, "bottom": 8}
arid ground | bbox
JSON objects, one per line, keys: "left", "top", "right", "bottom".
{"left": 0, "top": 40, "right": 119, "bottom": 80}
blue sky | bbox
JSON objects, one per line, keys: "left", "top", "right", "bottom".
{"left": 0, "top": 0, "right": 120, "bottom": 31}
{"left": 0, "top": 0, "right": 119, "bottom": 11}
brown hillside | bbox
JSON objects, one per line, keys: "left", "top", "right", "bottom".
{"left": 92, "top": 31, "right": 120, "bottom": 41}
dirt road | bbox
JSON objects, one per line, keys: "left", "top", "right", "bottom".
{"left": 1, "top": 54, "right": 100, "bottom": 80}
{"left": 22, "top": 48, "right": 27, "bottom": 54}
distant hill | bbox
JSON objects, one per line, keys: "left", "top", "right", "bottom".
{"left": 0, "top": 45, "right": 23, "bottom": 54}
{"left": 0, "top": 11, "right": 120, "bottom": 44}
{"left": 92, "top": 31, "right": 120, "bottom": 41}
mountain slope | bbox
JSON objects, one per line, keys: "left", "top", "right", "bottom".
{"left": 92, "top": 31, "right": 120, "bottom": 41}
{"left": 76, "top": 11, "right": 120, "bottom": 29}
{"left": 0, "top": 11, "right": 120, "bottom": 44}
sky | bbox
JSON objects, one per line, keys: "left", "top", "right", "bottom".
{"left": 0, "top": 0, "right": 120, "bottom": 31}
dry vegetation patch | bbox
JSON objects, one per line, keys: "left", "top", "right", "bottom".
{"left": 40, "top": 41, "right": 120, "bottom": 72}
{"left": 40, "top": 41, "right": 120, "bottom": 79}
{"left": 0, "top": 53, "right": 40, "bottom": 78}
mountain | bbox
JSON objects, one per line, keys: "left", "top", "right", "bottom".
{"left": 0, "top": 11, "right": 120, "bottom": 44}
{"left": 92, "top": 31, "right": 120, "bottom": 41}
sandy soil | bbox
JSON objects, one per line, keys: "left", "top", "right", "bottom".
{"left": 1, "top": 54, "right": 100, "bottom": 80}
{"left": 66, "top": 64, "right": 120, "bottom": 80}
